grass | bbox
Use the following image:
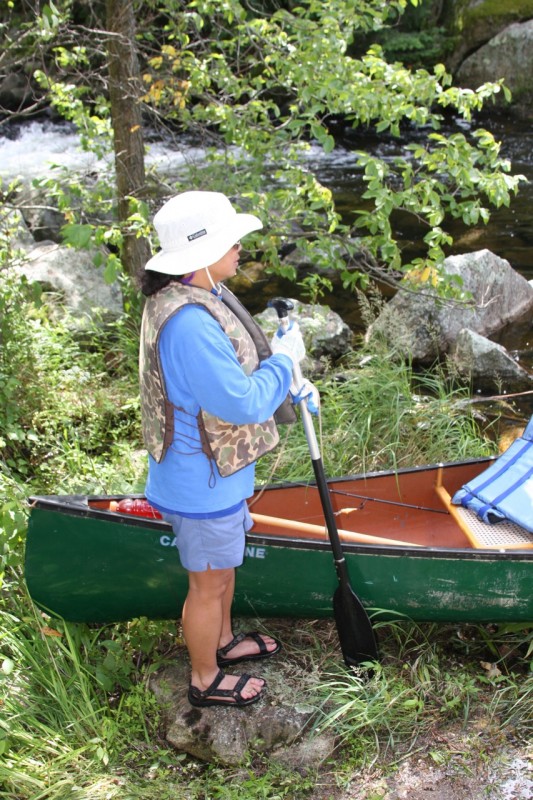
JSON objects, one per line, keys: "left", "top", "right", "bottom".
{"left": 1, "top": 598, "right": 531, "bottom": 798}
{"left": 1, "top": 599, "right": 110, "bottom": 798}
{"left": 0, "top": 275, "right": 531, "bottom": 799}
{"left": 255, "top": 343, "right": 495, "bottom": 485}
{"left": 314, "top": 620, "right": 532, "bottom": 767}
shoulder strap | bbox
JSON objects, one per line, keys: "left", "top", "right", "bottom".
{"left": 220, "top": 285, "right": 297, "bottom": 424}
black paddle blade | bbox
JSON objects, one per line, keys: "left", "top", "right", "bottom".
{"left": 333, "top": 584, "right": 379, "bottom": 667}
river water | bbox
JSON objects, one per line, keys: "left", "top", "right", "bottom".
{"left": 322, "top": 113, "right": 533, "bottom": 278}
{"left": 0, "top": 114, "right": 531, "bottom": 368}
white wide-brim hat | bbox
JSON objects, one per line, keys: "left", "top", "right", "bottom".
{"left": 145, "top": 191, "right": 263, "bottom": 275}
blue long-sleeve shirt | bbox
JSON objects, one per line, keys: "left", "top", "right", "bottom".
{"left": 145, "top": 302, "right": 292, "bottom": 514}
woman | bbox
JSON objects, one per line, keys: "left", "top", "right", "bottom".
{"left": 139, "top": 190, "right": 306, "bottom": 708}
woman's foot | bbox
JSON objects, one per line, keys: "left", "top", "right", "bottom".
{"left": 217, "top": 631, "right": 281, "bottom": 667}
{"left": 188, "top": 669, "right": 266, "bottom": 707}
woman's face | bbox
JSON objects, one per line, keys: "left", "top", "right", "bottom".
{"left": 206, "top": 242, "right": 242, "bottom": 282}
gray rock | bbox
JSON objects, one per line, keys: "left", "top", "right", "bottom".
{"left": 0, "top": 73, "right": 33, "bottom": 110}
{"left": 457, "top": 20, "right": 533, "bottom": 107}
{"left": 366, "top": 250, "right": 533, "bottom": 364}
{"left": 270, "top": 733, "right": 336, "bottom": 771}
{"left": 255, "top": 299, "right": 354, "bottom": 362}
{"left": 149, "top": 661, "right": 322, "bottom": 765}
{"left": 444, "top": 1, "right": 533, "bottom": 74}
{"left": 450, "top": 328, "right": 533, "bottom": 393}
{"left": 14, "top": 242, "right": 123, "bottom": 328}
{"left": 18, "top": 184, "right": 66, "bottom": 242}
{"left": 3, "top": 209, "right": 35, "bottom": 249}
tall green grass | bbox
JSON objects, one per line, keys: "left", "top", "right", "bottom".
{"left": 0, "top": 579, "right": 185, "bottom": 799}
{"left": 315, "top": 620, "right": 532, "bottom": 770}
{"left": 255, "top": 344, "right": 495, "bottom": 484}
{"left": 2, "top": 591, "right": 110, "bottom": 798}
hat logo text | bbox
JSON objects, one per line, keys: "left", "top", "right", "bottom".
{"left": 187, "top": 229, "right": 207, "bottom": 242}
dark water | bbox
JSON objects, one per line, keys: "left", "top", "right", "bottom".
{"left": 330, "top": 113, "right": 533, "bottom": 278}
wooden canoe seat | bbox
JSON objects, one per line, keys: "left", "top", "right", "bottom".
{"left": 435, "top": 468, "right": 533, "bottom": 550}
{"left": 250, "top": 512, "right": 420, "bottom": 548}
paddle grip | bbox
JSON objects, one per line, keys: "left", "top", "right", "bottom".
{"left": 268, "top": 297, "right": 294, "bottom": 330}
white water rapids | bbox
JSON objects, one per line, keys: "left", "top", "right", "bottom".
{"left": 0, "top": 120, "right": 215, "bottom": 181}
{"left": 0, "top": 119, "right": 355, "bottom": 182}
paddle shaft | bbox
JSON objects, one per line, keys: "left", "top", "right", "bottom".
{"left": 293, "top": 361, "right": 354, "bottom": 571}
{"left": 293, "top": 359, "right": 378, "bottom": 664}
{"left": 271, "top": 300, "right": 379, "bottom": 665}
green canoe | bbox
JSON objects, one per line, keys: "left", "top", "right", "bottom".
{"left": 25, "top": 458, "right": 533, "bottom": 625}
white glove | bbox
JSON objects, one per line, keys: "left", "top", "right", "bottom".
{"left": 290, "top": 379, "right": 320, "bottom": 415}
{"left": 270, "top": 321, "right": 306, "bottom": 366}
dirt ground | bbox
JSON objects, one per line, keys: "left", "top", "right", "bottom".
{"left": 311, "top": 734, "right": 532, "bottom": 800}
{"left": 265, "top": 617, "right": 532, "bottom": 800}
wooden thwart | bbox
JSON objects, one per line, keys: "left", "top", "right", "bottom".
{"left": 250, "top": 512, "right": 420, "bottom": 548}
{"left": 435, "top": 468, "right": 533, "bottom": 550}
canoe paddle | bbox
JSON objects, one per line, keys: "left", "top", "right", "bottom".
{"left": 268, "top": 298, "right": 379, "bottom": 668}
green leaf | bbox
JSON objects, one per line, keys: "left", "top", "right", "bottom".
{"left": 62, "top": 223, "right": 93, "bottom": 249}
{"left": 103, "top": 254, "right": 121, "bottom": 284}
{"left": 323, "top": 135, "right": 335, "bottom": 154}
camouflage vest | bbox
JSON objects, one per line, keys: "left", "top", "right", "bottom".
{"left": 139, "top": 283, "right": 280, "bottom": 477}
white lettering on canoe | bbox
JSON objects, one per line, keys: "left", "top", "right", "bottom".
{"left": 245, "top": 546, "right": 266, "bottom": 559}
{"left": 159, "top": 537, "right": 266, "bottom": 558}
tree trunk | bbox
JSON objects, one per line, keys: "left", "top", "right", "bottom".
{"left": 106, "top": 0, "right": 150, "bottom": 281}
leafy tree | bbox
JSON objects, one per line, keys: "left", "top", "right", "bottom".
{"left": 106, "top": 0, "right": 151, "bottom": 278}
{"left": 1, "top": 0, "right": 526, "bottom": 293}
{"left": 136, "top": 0, "right": 523, "bottom": 296}
{"left": 0, "top": 1, "right": 56, "bottom": 121}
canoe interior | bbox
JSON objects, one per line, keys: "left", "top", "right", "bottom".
{"left": 85, "top": 459, "right": 492, "bottom": 549}
{"left": 25, "top": 459, "right": 533, "bottom": 625}
{"left": 249, "top": 460, "right": 478, "bottom": 549}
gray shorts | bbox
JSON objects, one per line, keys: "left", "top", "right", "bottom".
{"left": 161, "top": 503, "right": 253, "bottom": 572}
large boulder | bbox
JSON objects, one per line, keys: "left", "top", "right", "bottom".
{"left": 17, "top": 183, "right": 67, "bottom": 243}
{"left": 14, "top": 242, "right": 123, "bottom": 328}
{"left": 255, "top": 299, "right": 354, "bottom": 363}
{"left": 0, "top": 73, "right": 34, "bottom": 111}
{"left": 450, "top": 329, "right": 533, "bottom": 393}
{"left": 456, "top": 20, "right": 533, "bottom": 110}
{"left": 443, "top": 1, "right": 533, "bottom": 72}
{"left": 366, "top": 250, "right": 533, "bottom": 364}
{"left": 3, "top": 208, "right": 35, "bottom": 249}
{"left": 148, "top": 658, "right": 335, "bottom": 766}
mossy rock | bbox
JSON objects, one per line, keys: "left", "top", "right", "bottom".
{"left": 443, "top": 0, "right": 533, "bottom": 70}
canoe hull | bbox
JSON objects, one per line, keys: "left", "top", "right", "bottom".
{"left": 25, "top": 460, "right": 533, "bottom": 625}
